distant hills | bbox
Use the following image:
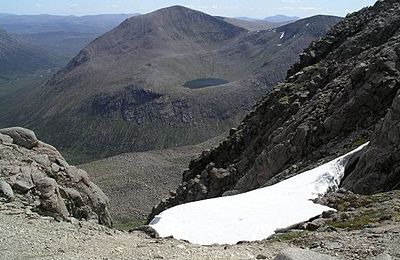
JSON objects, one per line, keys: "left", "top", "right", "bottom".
{"left": 264, "top": 15, "right": 300, "bottom": 23}
{"left": 0, "top": 6, "right": 341, "bottom": 162}
{"left": 0, "top": 13, "right": 136, "bottom": 62}
{"left": 0, "top": 13, "right": 136, "bottom": 33}
{"left": 219, "top": 15, "right": 301, "bottom": 31}
{"left": 0, "top": 27, "right": 53, "bottom": 79}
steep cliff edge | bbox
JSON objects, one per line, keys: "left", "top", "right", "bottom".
{"left": 0, "top": 127, "right": 112, "bottom": 227}
{"left": 150, "top": 0, "right": 400, "bottom": 220}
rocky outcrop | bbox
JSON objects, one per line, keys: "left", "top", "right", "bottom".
{"left": 0, "top": 127, "right": 112, "bottom": 227}
{"left": 0, "top": 127, "right": 39, "bottom": 149}
{"left": 149, "top": 0, "right": 400, "bottom": 220}
{"left": 342, "top": 89, "right": 400, "bottom": 193}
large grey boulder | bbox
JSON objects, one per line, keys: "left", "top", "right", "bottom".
{"left": 0, "top": 127, "right": 113, "bottom": 227}
{"left": 0, "top": 127, "right": 38, "bottom": 149}
{"left": 273, "top": 248, "right": 338, "bottom": 260}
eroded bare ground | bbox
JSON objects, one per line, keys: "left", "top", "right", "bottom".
{"left": 1, "top": 191, "right": 399, "bottom": 260}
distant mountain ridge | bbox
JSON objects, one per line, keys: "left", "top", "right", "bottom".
{"left": 0, "top": 13, "right": 137, "bottom": 62}
{"left": 0, "top": 13, "right": 136, "bottom": 33}
{"left": 219, "top": 15, "right": 303, "bottom": 31}
{"left": 264, "top": 15, "right": 300, "bottom": 23}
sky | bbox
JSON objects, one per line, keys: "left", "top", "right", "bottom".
{"left": 0, "top": 0, "right": 377, "bottom": 18}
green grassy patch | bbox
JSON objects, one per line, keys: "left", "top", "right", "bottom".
{"left": 327, "top": 209, "right": 393, "bottom": 230}
{"left": 268, "top": 231, "right": 309, "bottom": 242}
{"left": 113, "top": 216, "right": 147, "bottom": 231}
{"left": 351, "top": 136, "right": 369, "bottom": 149}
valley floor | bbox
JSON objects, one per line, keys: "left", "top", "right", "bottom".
{"left": 1, "top": 195, "right": 399, "bottom": 260}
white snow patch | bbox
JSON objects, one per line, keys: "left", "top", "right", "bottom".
{"left": 280, "top": 32, "right": 285, "bottom": 39}
{"left": 277, "top": 44, "right": 282, "bottom": 47}
{"left": 150, "top": 143, "right": 368, "bottom": 245}
{"left": 306, "top": 23, "right": 310, "bottom": 27}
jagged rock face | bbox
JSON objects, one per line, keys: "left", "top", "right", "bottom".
{"left": 149, "top": 0, "right": 400, "bottom": 220}
{"left": 342, "top": 90, "right": 400, "bottom": 193}
{"left": 0, "top": 127, "right": 112, "bottom": 227}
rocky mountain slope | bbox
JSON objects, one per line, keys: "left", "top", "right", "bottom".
{"left": 150, "top": 0, "right": 400, "bottom": 218}
{"left": 0, "top": 127, "right": 112, "bottom": 227}
{"left": 0, "top": 27, "right": 53, "bottom": 79}
{"left": 0, "top": 6, "right": 341, "bottom": 163}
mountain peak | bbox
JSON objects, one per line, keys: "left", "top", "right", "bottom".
{"left": 156, "top": 5, "right": 192, "bottom": 13}
{"left": 138, "top": 5, "right": 210, "bottom": 20}
{"left": 116, "top": 5, "right": 245, "bottom": 35}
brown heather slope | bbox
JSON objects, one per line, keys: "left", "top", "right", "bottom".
{"left": 150, "top": 0, "right": 400, "bottom": 219}
{"left": 0, "top": 6, "right": 341, "bottom": 163}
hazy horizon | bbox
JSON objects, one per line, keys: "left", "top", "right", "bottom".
{"left": 1, "top": 0, "right": 377, "bottom": 19}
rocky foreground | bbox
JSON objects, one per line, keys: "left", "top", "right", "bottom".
{"left": 1, "top": 190, "right": 399, "bottom": 259}
{"left": 0, "top": 127, "right": 398, "bottom": 259}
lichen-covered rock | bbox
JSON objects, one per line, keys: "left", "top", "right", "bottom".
{"left": 0, "top": 127, "right": 112, "bottom": 227}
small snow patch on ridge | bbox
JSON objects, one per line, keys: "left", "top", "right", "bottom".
{"left": 280, "top": 32, "right": 285, "bottom": 39}
{"left": 306, "top": 23, "right": 310, "bottom": 27}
